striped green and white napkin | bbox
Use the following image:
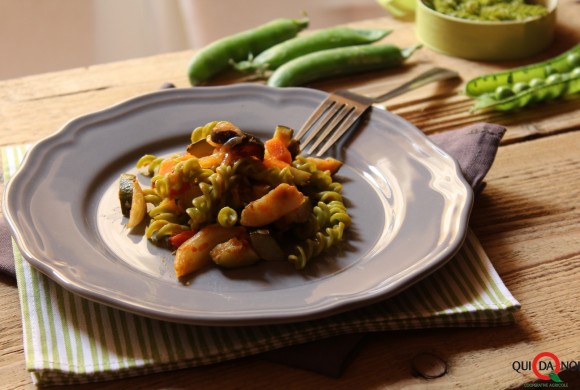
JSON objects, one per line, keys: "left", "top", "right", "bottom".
{"left": 2, "top": 145, "right": 520, "bottom": 386}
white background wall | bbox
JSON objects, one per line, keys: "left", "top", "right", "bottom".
{"left": 0, "top": 0, "right": 386, "bottom": 80}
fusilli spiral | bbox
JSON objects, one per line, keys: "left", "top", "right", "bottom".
{"left": 119, "top": 120, "right": 351, "bottom": 279}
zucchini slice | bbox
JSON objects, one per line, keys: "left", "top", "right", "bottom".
{"left": 186, "top": 138, "right": 215, "bottom": 157}
{"left": 119, "top": 173, "right": 146, "bottom": 227}
{"left": 119, "top": 173, "right": 136, "bottom": 217}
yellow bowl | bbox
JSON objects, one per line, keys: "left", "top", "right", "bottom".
{"left": 415, "top": 0, "right": 558, "bottom": 61}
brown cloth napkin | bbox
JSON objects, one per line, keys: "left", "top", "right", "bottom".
{"left": 0, "top": 217, "right": 15, "bottom": 276}
{"left": 0, "top": 122, "right": 506, "bottom": 377}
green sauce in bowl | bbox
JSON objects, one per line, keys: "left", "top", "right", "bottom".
{"left": 426, "top": 0, "right": 548, "bottom": 21}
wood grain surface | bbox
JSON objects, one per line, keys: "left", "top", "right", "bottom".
{"left": 1, "top": 1, "right": 579, "bottom": 388}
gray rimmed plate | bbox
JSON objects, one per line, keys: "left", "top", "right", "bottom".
{"left": 3, "top": 84, "right": 473, "bottom": 326}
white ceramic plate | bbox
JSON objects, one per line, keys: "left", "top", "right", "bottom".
{"left": 3, "top": 84, "right": 472, "bottom": 326}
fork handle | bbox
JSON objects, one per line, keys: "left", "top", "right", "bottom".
{"left": 371, "top": 67, "right": 460, "bottom": 103}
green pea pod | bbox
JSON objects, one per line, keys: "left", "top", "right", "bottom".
{"left": 472, "top": 73, "right": 580, "bottom": 111}
{"left": 267, "top": 43, "right": 422, "bottom": 88}
{"left": 234, "top": 27, "right": 392, "bottom": 73}
{"left": 465, "top": 44, "right": 580, "bottom": 97}
{"left": 188, "top": 17, "right": 309, "bottom": 86}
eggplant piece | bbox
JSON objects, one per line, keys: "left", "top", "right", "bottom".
{"left": 210, "top": 121, "right": 244, "bottom": 144}
{"left": 210, "top": 121, "right": 265, "bottom": 160}
{"left": 287, "top": 139, "right": 301, "bottom": 159}
{"left": 230, "top": 135, "right": 265, "bottom": 160}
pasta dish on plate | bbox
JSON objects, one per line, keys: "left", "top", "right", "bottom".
{"left": 119, "top": 120, "right": 351, "bottom": 281}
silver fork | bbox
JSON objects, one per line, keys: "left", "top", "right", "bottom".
{"left": 296, "top": 67, "right": 460, "bottom": 157}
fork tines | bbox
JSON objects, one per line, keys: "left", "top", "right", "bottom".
{"left": 296, "top": 90, "right": 373, "bottom": 157}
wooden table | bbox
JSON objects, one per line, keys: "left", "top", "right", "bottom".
{"left": 1, "top": 1, "right": 579, "bottom": 388}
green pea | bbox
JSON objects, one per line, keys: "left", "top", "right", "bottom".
{"left": 267, "top": 44, "right": 422, "bottom": 88}
{"left": 512, "top": 82, "right": 530, "bottom": 94}
{"left": 542, "top": 75, "right": 565, "bottom": 99}
{"left": 495, "top": 86, "right": 515, "bottom": 99}
{"left": 188, "top": 17, "right": 309, "bottom": 86}
{"left": 571, "top": 67, "right": 580, "bottom": 77}
{"left": 234, "top": 27, "right": 392, "bottom": 73}
{"left": 544, "top": 64, "right": 558, "bottom": 76}
{"left": 546, "top": 73, "right": 562, "bottom": 84}
{"left": 529, "top": 78, "right": 545, "bottom": 88}
{"left": 567, "top": 52, "right": 580, "bottom": 68}
{"left": 464, "top": 43, "right": 580, "bottom": 97}
{"left": 473, "top": 72, "right": 577, "bottom": 112}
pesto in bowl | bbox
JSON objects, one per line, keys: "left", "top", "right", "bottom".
{"left": 425, "top": 0, "right": 548, "bottom": 21}
{"left": 416, "top": 0, "right": 558, "bottom": 60}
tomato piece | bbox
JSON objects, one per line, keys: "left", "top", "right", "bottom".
{"left": 169, "top": 230, "right": 197, "bottom": 249}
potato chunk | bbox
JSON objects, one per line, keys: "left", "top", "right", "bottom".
{"left": 210, "top": 237, "right": 260, "bottom": 268}
{"left": 127, "top": 179, "right": 146, "bottom": 228}
{"left": 240, "top": 183, "right": 306, "bottom": 227}
{"left": 174, "top": 224, "right": 245, "bottom": 277}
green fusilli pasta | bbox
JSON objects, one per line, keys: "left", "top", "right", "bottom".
{"left": 142, "top": 187, "right": 162, "bottom": 206}
{"left": 118, "top": 120, "right": 351, "bottom": 279}
{"left": 217, "top": 207, "right": 238, "bottom": 227}
{"left": 146, "top": 219, "right": 190, "bottom": 242}
{"left": 185, "top": 163, "right": 238, "bottom": 228}
{"left": 288, "top": 222, "right": 347, "bottom": 269}
{"left": 137, "top": 154, "right": 165, "bottom": 176}
{"left": 190, "top": 121, "right": 218, "bottom": 143}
